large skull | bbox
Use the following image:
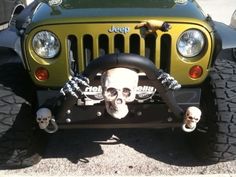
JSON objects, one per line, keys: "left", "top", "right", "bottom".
{"left": 101, "top": 68, "right": 139, "bottom": 119}
{"left": 182, "top": 106, "right": 202, "bottom": 132}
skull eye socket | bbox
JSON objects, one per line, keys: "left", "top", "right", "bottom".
{"left": 106, "top": 87, "right": 131, "bottom": 98}
{"left": 188, "top": 116, "right": 193, "bottom": 120}
{"left": 122, "top": 88, "right": 131, "bottom": 97}
{"left": 106, "top": 87, "right": 118, "bottom": 97}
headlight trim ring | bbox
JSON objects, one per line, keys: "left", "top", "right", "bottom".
{"left": 177, "top": 29, "right": 205, "bottom": 58}
{"left": 32, "top": 30, "right": 60, "bottom": 59}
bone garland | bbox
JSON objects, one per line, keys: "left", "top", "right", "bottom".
{"left": 60, "top": 75, "right": 90, "bottom": 98}
{"left": 157, "top": 70, "right": 181, "bottom": 90}
{"left": 101, "top": 68, "right": 139, "bottom": 119}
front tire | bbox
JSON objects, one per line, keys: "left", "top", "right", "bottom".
{"left": 190, "top": 59, "right": 236, "bottom": 163}
{"left": 0, "top": 63, "right": 46, "bottom": 168}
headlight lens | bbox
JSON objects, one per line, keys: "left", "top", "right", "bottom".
{"left": 32, "top": 31, "right": 60, "bottom": 59}
{"left": 177, "top": 29, "right": 205, "bottom": 58}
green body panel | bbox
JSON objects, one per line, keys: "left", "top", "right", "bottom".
{"left": 27, "top": 0, "right": 206, "bottom": 31}
{"left": 24, "top": 0, "right": 215, "bottom": 87}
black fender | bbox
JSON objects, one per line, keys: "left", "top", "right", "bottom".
{"left": 214, "top": 21, "right": 236, "bottom": 50}
{"left": 0, "top": 28, "right": 19, "bottom": 49}
{"left": 0, "top": 27, "right": 24, "bottom": 66}
{"left": 213, "top": 21, "right": 236, "bottom": 61}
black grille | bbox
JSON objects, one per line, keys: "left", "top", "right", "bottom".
{"left": 67, "top": 33, "right": 171, "bottom": 71}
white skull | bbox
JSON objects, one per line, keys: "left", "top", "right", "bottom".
{"left": 101, "top": 68, "right": 139, "bottom": 119}
{"left": 183, "top": 106, "right": 202, "bottom": 131}
{"left": 36, "top": 108, "right": 52, "bottom": 129}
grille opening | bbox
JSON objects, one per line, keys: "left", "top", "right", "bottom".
{"left": 130, "top": 34, "right": 140, "bottom": 55}
{"left": 83, "top": 34, "right": 93, "bottom": 67}
{"left": 99, "top": 34, "right": 109, "bottom": 57}
{"left": 160, "top": 34, "right": 171, "bottom": 73}
{"left": 145, "top": 34, "right": 156, "bottom": 63}
{"left": 67, "top": 35, "right": 78, "bottom": 76}
{"left": 114, "top": 34, "right": 124, "bottom": 53}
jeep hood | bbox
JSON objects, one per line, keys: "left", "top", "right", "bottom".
{"left": 30, "top": 0, "right": 206, "bottom": 26}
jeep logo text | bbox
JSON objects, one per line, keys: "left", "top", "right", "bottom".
{"left": 108, "top": 26, "right": 130, "bottom": 34}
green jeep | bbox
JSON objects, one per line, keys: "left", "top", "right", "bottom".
{"left": 0, "top": 0, "right": 236, "bottom": 168}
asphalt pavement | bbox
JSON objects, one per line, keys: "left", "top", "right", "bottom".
{"left": 0, "top": 0, "right": 236, "bottom": 176}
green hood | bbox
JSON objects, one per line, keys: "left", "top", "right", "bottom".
{"left": 31, "top": 0, "right": 206, "bottom": 26}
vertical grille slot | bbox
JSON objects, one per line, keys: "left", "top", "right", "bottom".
{"left": 67, "top": 35, "right": 78, "bottom": 76}
{"left": 83, "top": 35, "right": 93, "bottom": 67}
{"left": 130, "top": 34, "right": 140, "bottom": 54}
{"left": 160, "top": 34, "right": 171, "bottom": 73}
{"left": 99, "top": 34, "right": 109, "bottom": 57}
{"left": 114, "top": 34, "right": 124, "bottom": 53}
{"left": 145, "top": 34, "right": 156, "bottom": 63}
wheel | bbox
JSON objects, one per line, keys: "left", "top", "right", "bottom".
{"left": 188, "top": 59, "right": 236, "bottom": 163}
{"left": 0, "top": 63, "right": 46, "bottom": 168}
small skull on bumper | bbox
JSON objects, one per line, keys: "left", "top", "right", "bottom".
{"left": 36, "top": 108, "right": 52, "bottom": 129}
{"left": 182, "top": 106, "right": 202, "bottom": 132}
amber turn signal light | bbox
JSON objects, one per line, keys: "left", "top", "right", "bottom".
{"left": 189, "top": 65, "right": 203, "bottom": 79}
{"left": 35, "top": 67, "right": 49, "bottom": 81}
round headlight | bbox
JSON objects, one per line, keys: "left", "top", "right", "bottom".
{"left": 32, "top": 31, "right": 60, "bottom": 59}
{"left": 177, "top": 29, "right": 205, "bottom": 58}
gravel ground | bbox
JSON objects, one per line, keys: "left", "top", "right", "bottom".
{"left": 0, "top": 129, "right": 236, "bottom": 176}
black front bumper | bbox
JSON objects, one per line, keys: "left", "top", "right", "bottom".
{"left": 37, "top": 88, "right": 201, "bottom": 129}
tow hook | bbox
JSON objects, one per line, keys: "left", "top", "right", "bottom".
{"left": 182, "top": 106, "right": 202, "bottom": 132}
{"left": 36, "top": 108, "right": 58, "bottom": 133}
